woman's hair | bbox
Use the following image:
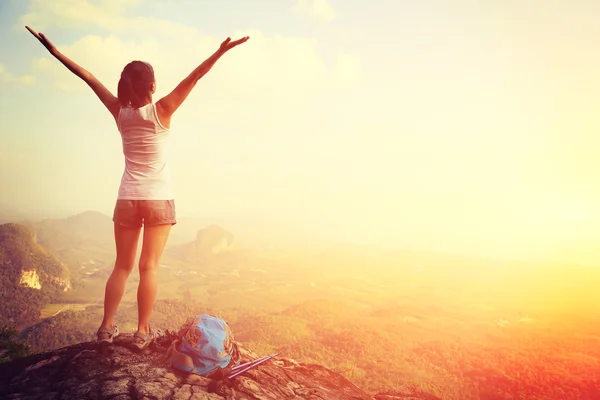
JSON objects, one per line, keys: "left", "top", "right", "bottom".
{"left": 117, "top": 61, "right": 155, "bottom": 108}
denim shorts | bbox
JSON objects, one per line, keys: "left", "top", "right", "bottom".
{"left": 112, "top": 200, "right": 177, "bottom": 228}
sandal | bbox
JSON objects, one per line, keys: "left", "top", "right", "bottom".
{"left": 131, "top": 327, "right": 161, "bottom": 352}
{"left": 97, "top": 325, "right": 119, "bottom": 345}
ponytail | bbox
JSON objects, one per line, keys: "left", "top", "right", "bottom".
{"left": 117, "top": 75, "right": 141, "bottom": 108}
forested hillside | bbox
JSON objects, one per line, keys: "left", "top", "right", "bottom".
{"left": 0, "top": 223, "right": 70, "bottom": 328}
{"left": 16, "top": 296, "right": 600, "bottom": 400}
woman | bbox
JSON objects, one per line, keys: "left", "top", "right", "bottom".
{"left": 26, "top": 26, "right": 249, "bottom": 351}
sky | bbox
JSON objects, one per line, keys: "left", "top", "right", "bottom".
{"left": 1, "top": 0, "right": 600, "bottom": 265}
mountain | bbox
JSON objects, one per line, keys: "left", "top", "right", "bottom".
{"left": 166, "top": 225, "right": 237, "bottom": 267}
{"left": 0, "top": 337, "right": 434, "bottom": 400}
{"left": 0, "top": 206, "right": 52, "bottom": 225}
{"left": 172, "top": 213, "right": 326, "bottom": 251}
{"left": 19, "top": 211, "right": 115, "bottom": 279}
{"left": 193, "top": 225, "right": 235, "bottom": 254}
{"left": 0, "top": 223, "right": 71, "bottom": 328}
{"left": 20, "top": 210, "right": 114, "bottom": 251}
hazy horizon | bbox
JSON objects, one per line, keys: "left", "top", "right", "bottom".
{"left": 2, "top": 0, "right": 600, "bottom": 265}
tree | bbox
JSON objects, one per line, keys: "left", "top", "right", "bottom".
{"left": 0, "top": 325, "right": 32, "bottom": 363}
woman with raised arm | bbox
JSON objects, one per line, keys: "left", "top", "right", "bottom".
{"left": 26, "top": 26, "right": 249, "bottom": 351}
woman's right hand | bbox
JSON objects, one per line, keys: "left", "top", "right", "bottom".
{"left": 25, "top": 26, "right": 57, "bottom": 54}
{"left": 219, "top": 36, "right": 250, "bottom": 54}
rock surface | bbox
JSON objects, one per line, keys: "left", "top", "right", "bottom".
{"left": 0, "top": 334, "right": 375, "bottom": 400}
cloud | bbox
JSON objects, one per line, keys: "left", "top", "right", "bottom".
{"left": 0, "top": 63, "right": 35, "bottom": 85}
{"left": 24, "top": 0, "right": 359, "bottom": 105}
{"left": 18, "top": 0, "right": 197, "bottom": 38}
{"left": 31, "top": 34, "right": 164, "bottom": 93}
{"left": 30, "top": 31, "right": 359, "bottom": 104}
{"left": 294, "top": 0, "right": 337, "bottom": 23}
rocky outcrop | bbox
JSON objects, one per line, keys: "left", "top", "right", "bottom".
{"left": 0, "top": 334, "right": 375, "bottom": 400}
{"left": 194, "top": 225, "right": 234, "bottom": 255}
{"left": 19, "top": 270, "right": 42, "bottom": 290}
{"left": 18, "top": 268, "right": 71, "bottom": 291}
{"left": 167, "top": 225, "right": 236, "bottom": 266}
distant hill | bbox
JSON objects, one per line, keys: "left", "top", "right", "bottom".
{"left": 0, "top": 206, "right": 50, "bottom": 225}
{"left": 0, "top": 223, "right": 71, "bottom": 329}
{"left": 20, "top": 210, "right": 113, "bottom": 252}
{"left": 172, "top": 213, "right": 324, "bottom": 250}
{"left": 19, "top": 211, "right": 115, "bottom": 278}
{"left": 193, "top": 225, "right": 235, "bottom": 254}
{"left": 166, "top": 225, "right": 238, "bottom": 268}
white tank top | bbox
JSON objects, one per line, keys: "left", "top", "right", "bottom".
{"left": 116, "top": 103, "right": 173, "bottom": 200}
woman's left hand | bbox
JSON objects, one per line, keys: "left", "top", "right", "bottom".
{"left": 25, "top": 26, "right": 57, "bottom": 54}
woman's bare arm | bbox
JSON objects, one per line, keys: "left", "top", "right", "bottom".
{"left": 156, "top": 36, "right": 250, "bottom": 126}
{"left": 26, "top": 26, "right": 120, "bottom": 121}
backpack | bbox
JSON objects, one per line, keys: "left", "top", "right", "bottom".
{"left": 166, "top": 314, "right": 241, "bottom": 377}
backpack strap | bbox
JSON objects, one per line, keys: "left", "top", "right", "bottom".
{"left": 229, "top": 340, "right": 241, "bottom": 366}
{"left": 164, "top": 339, "right": 196, "bottom": 373}
{"left": 207, "top": 340, "right": 240, "bottom": 380}
{"left": 163, "top": 317, "right": 198, "bottom": 372}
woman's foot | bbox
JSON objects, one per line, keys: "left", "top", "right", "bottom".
{"left": 97, "top": 325, "right": 119, "bottom": 345}
{"left": 131, "top": 327, "right": 161, "bottom": 352}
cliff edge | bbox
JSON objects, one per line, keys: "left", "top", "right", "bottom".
{"left": 0, "top": 333, "right": 398, "bottom": 400}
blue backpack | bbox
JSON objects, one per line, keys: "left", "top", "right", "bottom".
{"left": 166, "top": 314, "right": 241, "bottom": 376}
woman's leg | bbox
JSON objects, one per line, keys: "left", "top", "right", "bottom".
{"left": 100, "top": 223, "right": 142, "bottom": 329}
{"left": 136, "top": 223, "right": 171, "bottom": 335}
